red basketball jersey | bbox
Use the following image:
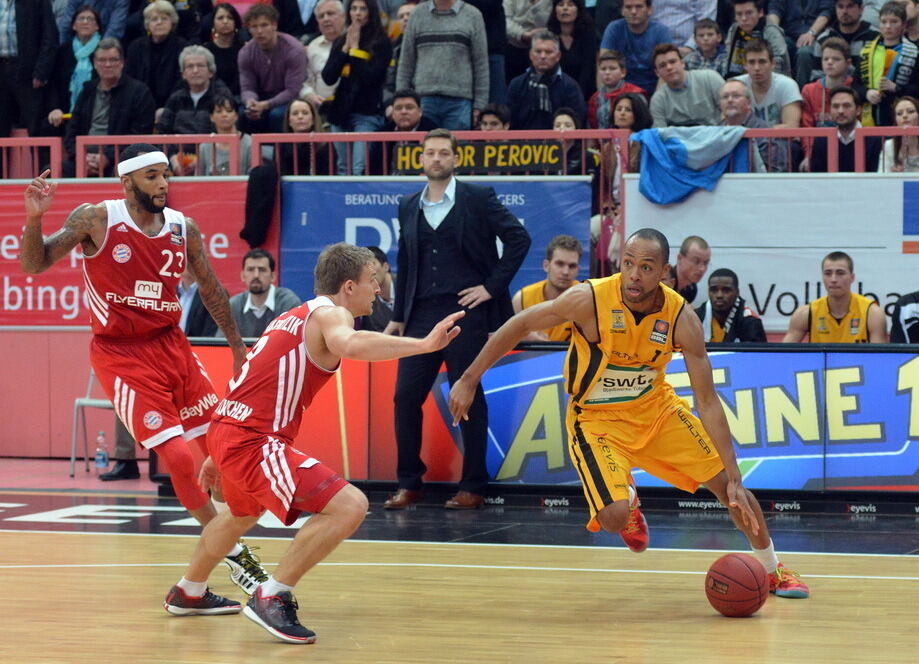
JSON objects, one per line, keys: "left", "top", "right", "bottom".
{"left": 82, "top": 199, "right": 186, "bottom": 338}
{"left": 212, "top": 297, "right": 339, "bottom": 440}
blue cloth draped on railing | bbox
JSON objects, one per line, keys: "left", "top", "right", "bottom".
{"left": 631, "top": 126, "right": 751, "bottom": 205}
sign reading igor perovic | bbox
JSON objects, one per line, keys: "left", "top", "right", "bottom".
{"left": 394, "top": 141, "right": 563, "bottom": 174}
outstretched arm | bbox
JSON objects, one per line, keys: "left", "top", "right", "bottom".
{"left": 317, "top": 307, "right": 464, "bottom": 362}
{"left": 676, "top": 308, "right": 757, "bottom": 533}
{"left": 185, "top": 218, "right": 247, "bottom": 371}
{"left": 449, "top": 284, "right": 593, "bottom": 424}
{"left": 21, "top": 170, "right": 98, "bottom": 273}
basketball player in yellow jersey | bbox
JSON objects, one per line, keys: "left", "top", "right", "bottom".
{"left": 512, "top": 235, "right": 582, "bottom": 342}
{"left": 450, "top": 229, "right": 809, "bottom": 598}
{"left": 784, "top": 251, "right": 887, "bottom": 343}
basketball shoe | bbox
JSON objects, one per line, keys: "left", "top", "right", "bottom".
{"left": 769, "top": 563, "right": 810, "bottom": 598}
{"left": 225, "top": 541, "right": 269, "bottom": 594}
{"left": 163, "top": 585, "right": 242, "bottom": 616}
{"left": 244, "top": 587, "right": 317, "bottom": 644}
{"left": 619, "top": 481, "right": 649, "bottom": 553}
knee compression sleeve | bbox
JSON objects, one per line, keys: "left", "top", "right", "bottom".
{"left": 155, "top": 437, "right": 209, "bottom": 511}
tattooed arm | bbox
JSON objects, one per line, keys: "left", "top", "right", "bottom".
{"left": 21, "top": 170, "right": 103, "bottom": 274}
{"left": 185, "top": 217, "right": 248, "bottom": 372}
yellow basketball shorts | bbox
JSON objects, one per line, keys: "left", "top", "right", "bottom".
{"left": 566, "top": 390, "right": 725, "bottom": 531}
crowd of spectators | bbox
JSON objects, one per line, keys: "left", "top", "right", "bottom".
{"left": 3, "top": 0, "right": 917, "bottom": 179}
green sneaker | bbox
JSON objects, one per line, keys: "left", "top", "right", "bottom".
{"left": 225, "top": 542, "right": 268, "bottom": 595}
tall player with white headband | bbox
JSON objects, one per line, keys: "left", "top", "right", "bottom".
{"left": 21, "top": 143, "right": 269, "bottom": 608}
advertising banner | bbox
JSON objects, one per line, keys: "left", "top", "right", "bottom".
{"left": 278, "top": 176, "right": 593, "bottom": 298}
{"left": 392, "top": 141, "right": 564, "bottom": 174}
{"left": 0, "top": 178, "right": 276, "bottom": 326}
{"left": 623, "top": 174, "right": 919, "bottom": 331}
{"left": 431, "top": 348, "right": 919, "bottom": 491}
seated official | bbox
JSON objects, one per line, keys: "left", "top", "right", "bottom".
{"left": 694, "top": 268, "right": 766, "bottom": 343}
{"left": 226, "top": 249, "right": 303, "bottom": 338}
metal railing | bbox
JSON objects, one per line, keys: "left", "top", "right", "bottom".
{"left": 74, "top": 133, "right": 241, "bottom": 177}
{"left": 0, "top": 136, "right": 63, "bottom": 180}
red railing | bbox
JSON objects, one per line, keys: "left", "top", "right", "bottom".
{"left": 0, "top": 137, "right": 63, "bottom": 180}
{"left": 854, "top": 126, "right": 919, "bottom": 172}
{"left": 74, "top": 134, "right": 241, "bottom": 177}
{"left": 7, "top": 126, "right": 919, "bottom": 181}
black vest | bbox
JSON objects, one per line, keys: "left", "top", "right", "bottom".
{"left": 416, "top": 206, "right": 478, "bottom": 301}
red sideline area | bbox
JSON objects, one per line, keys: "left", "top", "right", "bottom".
{"left": 0, "top": 326, "right": 458, "bottom": 483}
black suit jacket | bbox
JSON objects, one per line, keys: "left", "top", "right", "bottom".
{"left": 184, "top": 290, "right": 218, "bottom": 337}
{"left": 64, "top": 74, "right": 155, "bottom": 161}
{"left": 393, "top": 180, "right": 531, "bottom": 331}
{"left": 10, "top": 0, "right": 57, "bottom": 85}
{"left": 809, "top": 133, "right": 882, "bottom": 173}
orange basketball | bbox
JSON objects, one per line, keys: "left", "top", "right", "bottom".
{"left": 704, "top": 553, "right": 769, "bottom": 617}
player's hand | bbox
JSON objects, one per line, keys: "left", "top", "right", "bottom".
{"left": 198, "top": 456, "right": 221, "bottom": 493}
{"left": 422, "top": 310, "right": 464, "bottom": 352}
{"left": 23, "top": 169, "right": 58, "bottom": 217}
{"left": 458, "top": 285, "right": 492, "bottom": 309}
{"left": 383, "top": 321, "right": 405, "bottom": 336}
{"left": 449, "top": 374, "right": 477, "bottom": 425}
{"left": 726, "top": 476, "right": 759, "bottom": 536}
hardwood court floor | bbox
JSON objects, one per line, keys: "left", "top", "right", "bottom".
{"left": 1, "top": 529, "right": 917, "bottom": 664}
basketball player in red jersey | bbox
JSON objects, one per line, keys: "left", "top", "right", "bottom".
{"left": 164, "top": 243, "right": 464, "bottom": 644}
{"left": 21, "top": 144, "right": 269, "bottom": 597}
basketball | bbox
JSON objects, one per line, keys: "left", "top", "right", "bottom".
{"left": 705, "top": 553, "right": 769, "bottom": 617}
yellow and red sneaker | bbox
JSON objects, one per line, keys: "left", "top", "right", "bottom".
{"left": 619, "top": 482, "right": 649, "bottom": 553}
{"left": 769, "top": 563, "right": 810, "bottom": 598}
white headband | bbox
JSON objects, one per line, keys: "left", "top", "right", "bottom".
{"left": 117, "top": 151, "right": 168, "bottom": 176}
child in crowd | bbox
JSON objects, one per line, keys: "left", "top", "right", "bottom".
{"left": 858, "top": 1, "right": 919, "bottom": 126}
{"left": 683, "top": 18, "right": 727, "bottom": 72}
{"left": 802, "top": 37, "right": 853, "bottom": 128}
{"left": 196, "top": 94, "right": 253, "bottom": 176}
{"left": 587, "top": 51, "right": 647, "bottom": 129}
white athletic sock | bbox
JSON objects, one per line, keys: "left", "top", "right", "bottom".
{"left": 259, "top": 576, "right": 294, "bottom": 597}
{"left": 212, "top": 498, "right": 229, "bottom": 514}
{"left": 177, "top": 577, "right": 208, "bottom": 597}
{"left": 226, "top": 542, "right": 243, "bottom": 557}
{"left": 627, "top": 483, "right": 636, "bottom": 507}
{"left": 751, "top": 539, "right": 779, "bottom": 574}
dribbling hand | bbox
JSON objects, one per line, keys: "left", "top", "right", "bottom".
{"left": 23, "top": 169, "right": 57, "bottom": 217}
{"left": 727, "top": 478, "right": 759, "bottom": 536}
{"left": 449, "top": 376, "right": 476, "bottom": 426}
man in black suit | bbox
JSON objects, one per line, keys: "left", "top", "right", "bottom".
{"left": 0, "top": 0, "right": 58, "bottom": 139}
{"left": 383, "top": 128, "right": 531, "bottom": 510}
{"left": 804, "top": 86, "right": 882, "bottom": 172}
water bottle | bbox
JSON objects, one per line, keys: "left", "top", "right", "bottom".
{"left": 94, "top": 431, "right": 109, "bottom": 474}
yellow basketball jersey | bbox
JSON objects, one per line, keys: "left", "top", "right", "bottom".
{"left": 520, "top": 279, "right": 578, "bottom": 342}
{"left": 565, "top": 274, "right": 685, "bottom": 411}
{"left": 808, "top": 293, "right": 873, "bottom": 343}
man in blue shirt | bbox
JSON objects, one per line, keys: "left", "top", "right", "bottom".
{"left": 600, "top": 0, "right": 673, "bottom": 92}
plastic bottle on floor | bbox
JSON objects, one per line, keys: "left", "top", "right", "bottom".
{"left": 94, "top": 431, "right": 109, "bottom": 474}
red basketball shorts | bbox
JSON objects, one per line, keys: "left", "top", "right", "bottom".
{"left": 208, "top": 420, "right": 348, "bottom": 525}
{"left": 90, "top": 327, "right": 219, "bottom": 449}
